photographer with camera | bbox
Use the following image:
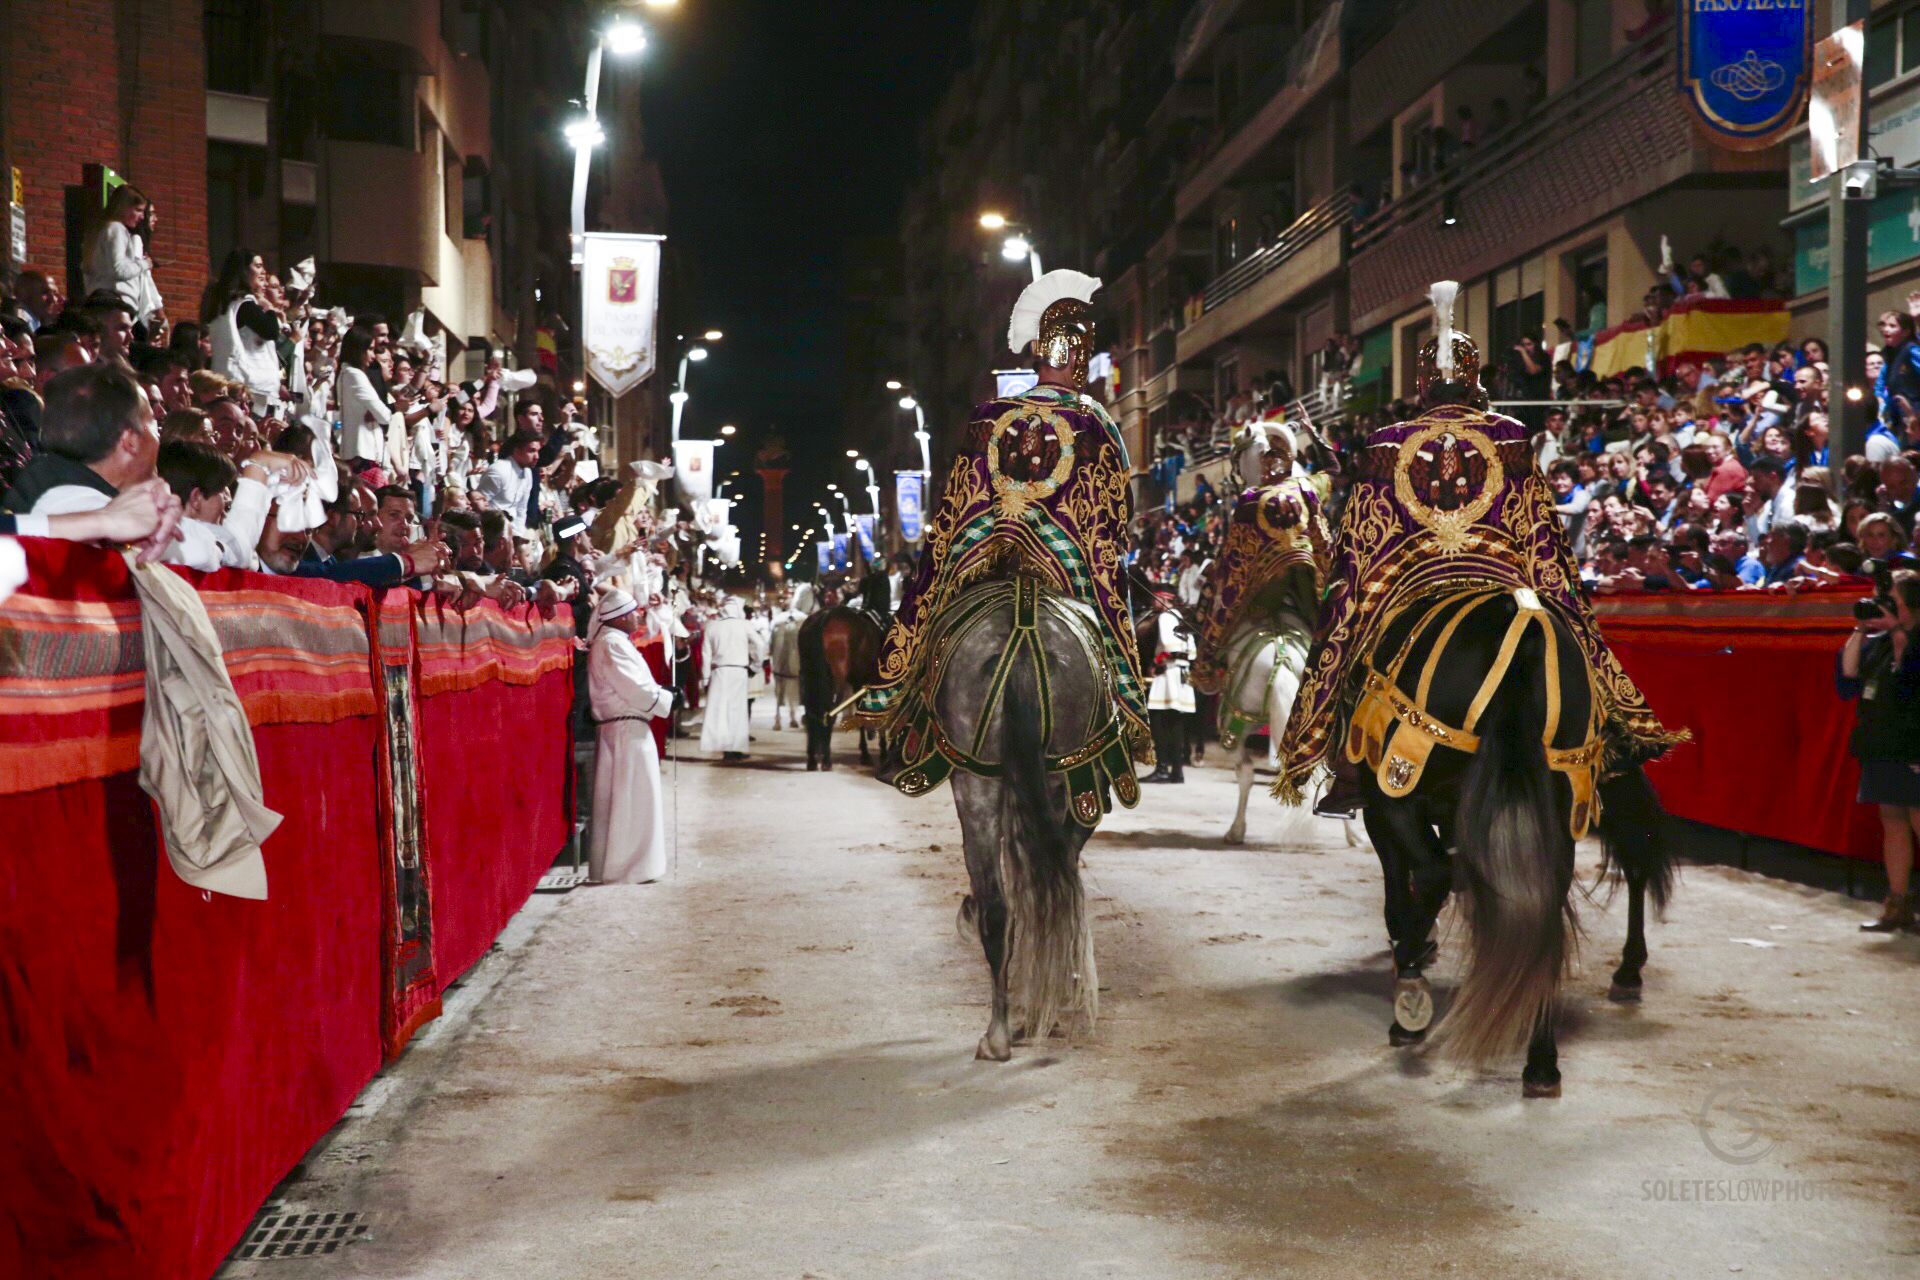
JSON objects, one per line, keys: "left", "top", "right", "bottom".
{"left": 1838, "top": 567, "right": 1920, "bottom": 932}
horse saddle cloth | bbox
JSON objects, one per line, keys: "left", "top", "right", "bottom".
{"left": 890, "top": 576, "right": 1140, "bottom": 828}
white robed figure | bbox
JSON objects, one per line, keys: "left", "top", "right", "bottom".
{"left": 588, "top": 590, "right": 676, "bottom": 884}
{"left": 700, "top": 596, "right": 758, "bottom": 758}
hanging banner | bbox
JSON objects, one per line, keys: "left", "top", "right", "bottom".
{"left": 895, "top": 471, "right": 925, "bottom": 542}
{"left": 816, "top": 541, "right": 834, "bottom": 575}
{"left": 581, "top": 232, "right": 664, "bottom": 396}
{"left": 832, "top": 531, "right": 850, "bottom": 570}
{"left": 672, "top": 439, "right": 715, "bottom": 503}
{"left": 853, "top": 514, "right": 877, "bottom": 561}
{"left": 1808, "top": 21, "right": 1866, "bottom": 183}
{"left": 1677, "top": 0, "right": 1815, "bottom": 151}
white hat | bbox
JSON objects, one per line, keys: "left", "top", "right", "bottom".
{"left": 1007, "top": 269, "right": 1102, "bottom": 355}
{"left": 630, "top": 459, "right": 673, "bottom": 482}
{"left": 594, "top": 588, "right": 639, "bottom": 635}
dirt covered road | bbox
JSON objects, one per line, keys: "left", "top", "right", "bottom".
{"left": 228, "top": 723, "right": 1920, "bottom": 1279}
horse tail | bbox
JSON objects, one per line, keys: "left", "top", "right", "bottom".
{"left": 797, "top": 618, "right": 834, "bottom": 722}
{"left": 1441, "top": 660, "right": 1575, "bottom": 1064}
{"left": 998, "top": 646, "right": 1095, "bottom": 1040}
{"left": 1595, "top": 765, "right": 1675, "bottom": 914}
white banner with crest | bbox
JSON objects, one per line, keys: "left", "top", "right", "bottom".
{"left": 582, "top": 232, "right": 664, "bottom": 397}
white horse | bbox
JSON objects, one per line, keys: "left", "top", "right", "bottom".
{"left": 1218, "top": 608, "right": 1312, "bottom": 845}
{"left": 769, "top": 614, "right": 804, "bottom": 730}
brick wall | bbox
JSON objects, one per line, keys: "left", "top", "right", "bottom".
{"left": 4, "top": 0, "right": 207, "bottom": 314}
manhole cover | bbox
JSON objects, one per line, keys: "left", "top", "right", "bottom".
{"left": 232, "top": 1208, "right": 371, "bottom": 1260}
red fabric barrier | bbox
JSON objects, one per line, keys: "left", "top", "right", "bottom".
{"left": 417, "top": 666, "right": 575, "bottom": 988}
{"left": 1597, "top": 590, "right": 1879, "bottom": 861}
{"left": 0, "top": 542, "right": 575, "bottom": 1278}
{"left": 0, "top": 719, "right": 385, "bottom": 1280}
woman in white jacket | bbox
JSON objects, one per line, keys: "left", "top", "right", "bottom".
{"left": 336, "top": 324, "right": 396, "bottom": 474}
{"left": 83, "top": 186, "right": 165, "bottom": 336}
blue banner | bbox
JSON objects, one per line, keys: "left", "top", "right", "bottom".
{"left": 853, "top": 514, "right": 877, "bottom": 561}
{"left": 1678, "top": 0, "right": 1814, "bottom": 150}
{"left": 895, "top": 471, "right": 925, "bottom": 542}
{"left": 816, "top": 541, "right": 833, "bottom": 576}
{"left": 831, "top": 532, "right": 850, "bottom": 570}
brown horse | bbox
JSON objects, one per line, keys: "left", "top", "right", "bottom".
{"left": 798, "top": 606, "right": 884, "bottom": 770}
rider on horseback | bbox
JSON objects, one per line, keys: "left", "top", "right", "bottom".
{"left": 853, "top": 268, "right": 1153, "bottom": 791}
{"left": 1278, "top": 281, "right": 1685, "bottom": 819}
{"left": 1189, "top": 418, "right": 1335, "bottom": 751}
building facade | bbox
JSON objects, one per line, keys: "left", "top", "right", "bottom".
{"left": 899, "top": 0, "right": 1806, "bottom": 485}
{"left": 1, "top": 0, "right": 671, "bottom": 458}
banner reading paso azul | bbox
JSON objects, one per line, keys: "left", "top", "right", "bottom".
{"left": 895, "top": 471, "right": 925, "bottom": 542}
{"left": 1678, "top": 0, "right": 1814, "bottom": 150}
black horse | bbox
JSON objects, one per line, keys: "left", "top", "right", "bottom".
{"left": 1353, "top": 587, "right": 1674, "bottom": 1097}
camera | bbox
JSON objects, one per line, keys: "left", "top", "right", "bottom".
{"left": 1854, "top": 559, "right": 1897, "bottom": 622}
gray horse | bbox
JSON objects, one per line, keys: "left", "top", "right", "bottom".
{"left": 1216, "top": 607, "right": 1315, "bottom": 845}
{"left": 921, "top": 577, "right": 1122, "bottom": 1061}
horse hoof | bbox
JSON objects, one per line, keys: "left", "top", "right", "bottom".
{"left": 1523, "top": 1077, "right": 1562, "bottom": 1099}
{"left": 1608, "top": 980, "right": 1643, "bottom": 1003}
{"left": 1224, "top": 827, "right": 1245, "bottom": 846}
{"left": 806, "top": 762, "right": 818, "bottom": 772}
{"left": 1388, "top": 1021, "right": 1427, "bottom": 1047}
{"left": 1392, "top": 976, "right": 1434, "bottom": 1033}
{"left": 975, "top": 1034, "right": 1011, "bottom": 1062}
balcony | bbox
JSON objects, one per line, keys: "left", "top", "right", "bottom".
{"left": 1175, "top": 0, "right": 1344, "bottom": 223}
{"left": 1347, "top": 0, "right": 1534, "bottom": 142}
{"left": 1174, "top": 0, "right": 1254, "bottom": 79}
{"left": 324, "top": 140, "right": 439, "bottom": 281}
{"left": 320, "top": 0, "right": 439, "bottom": 72}
{"left": 1347, "top": 28, "right": 1693, "bottom": 328}
{"left": 1177, "top": 193, "right": 1352, "bottom": 360}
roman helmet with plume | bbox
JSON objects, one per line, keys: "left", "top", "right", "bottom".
{"left": 1414, "top": 280, "right": 1487, "bottom": 408}
{"left": 1007, "top": 269, "right": 1102, "bottom": 391}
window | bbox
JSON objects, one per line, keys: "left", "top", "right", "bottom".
{"left": 205, "top": 0, "right": 259, "bottom": 96}
{"left": 1491, "top": 259, "right": 1546, "bottom": 358}
{"left": 1571, "top": 245, "right": 1608, "bottom": 336}
{"left": 462, "top": 167, "right": 491, "bottom": 240}
{"left": 1573, "top": 0, "right": 1611, "bottom": 81}
{"left": 324, "top": 66, "right": 408, "bottom": 147}
{"left": 443, "top": 140, "right": 461, "bottom": 241}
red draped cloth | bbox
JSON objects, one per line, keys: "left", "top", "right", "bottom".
{"left": 0, "top": 541, "right": 576, "bottom": 1278}
{"left": 1596, "top": 588, "right": 1878, "bottom": 861}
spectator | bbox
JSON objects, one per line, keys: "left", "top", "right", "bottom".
{"left": 11, "top": 268, "right": 64, "bottom": 333}
{"left": 205, "top": 249, "right": 287, "bottom": 414}
{"left": 1838, "top": 570, "right": 1920, "bottom": 931}
{"left": 478, "top": 428, "right": 542, "bottom": 534}
{"left": 82, "top": 185, "right": 164, "bottom": 339}
{"left": 1758, "top": 521, "right": 1810, "bottom": 587}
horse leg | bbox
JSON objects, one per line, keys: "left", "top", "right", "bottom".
{"left": 1225, "top": 744, "right": 1253, "bottom": 845}
{"left": 1523, "top": 1012, "right": 1561, "bottom": 1098}
{"left": 1609, "top": 870, "right": 1649, "bottom": 1002}
{"left": 859, "top": 726, "right": 873, "bottom": 766}
{"left": 1363, "top": 791, "right": 1444, "bottom": 1045}
{"left": 953, "top": 775, "right": 1012, "bottom": 1061}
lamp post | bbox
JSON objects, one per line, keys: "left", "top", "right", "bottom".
{"left": 668, "top": 342, "right": 710, "bottom": 446}
{"left": 568, "top": 17, "right": 653, "bottom": 266}
{"left": 897, "top": 394, "right": 932, "bottom": 475}
{"left": 979, "top": 211, "right": 1043, "bottom": 281}
{"left": 851, "top": 454, "right": 881, "bottom": 518}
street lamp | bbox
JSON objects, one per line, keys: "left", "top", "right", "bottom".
{"left": 978, "top": 211, "right": 1042, "bottom": 281}
{"left": 852, "top": 456, "right": 880, "bottom": 518}
{"left": 895, "top": 392, "right": 932, "bottom": 475}
{"left": 703, "top": 328, "right": 724, "bottom": 341}
{"left": 568, "top": 17, "right": 655, "bottom": 265}
{"left": 669, "top": 343, "right": 713, "bottom": 446}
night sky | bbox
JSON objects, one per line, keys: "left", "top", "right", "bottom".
{"left": 637, "top": 0, "right": 976, "bottom": 560}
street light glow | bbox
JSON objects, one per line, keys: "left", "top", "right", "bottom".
{"left": 563, "top": 117, "right": 606, "bottom": 149}
{"left": 1002, "top": 235, "right": 1031, "bottom": 263}
{"left": 720, "top": 424, "right": 737, "bottom": 437}
{"left": 603, "top": 18, "right": 648, "bottom": 56}
{"left": 643, "top": 0, "right": 680, "bottom": 8}
{"left": 899, "top": 396, "right": 917, "bottom": 410}
{"left": 979, "top": 212, "right": 1008, "bottom": 231}
{"left": 688, "top": 346, "right": 709, "bottom": 362}
{"left": 845, "top": 449, "right": 858, "bottom": 458}
{"left": 885, "top": 379, "right": 903, "bottom": 391}
{"left": 703, "top": 329, "right": 724, "bottom": 342}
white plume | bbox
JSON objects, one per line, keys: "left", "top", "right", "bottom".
{"left": 1007, "top": 269, "right": 1102, "bottom": 354}
{"left": 1428, "top": 280, "right": 1460, "bottom": 377}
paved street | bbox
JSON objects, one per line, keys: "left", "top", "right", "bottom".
{"left": 232, "top": 722, "right": 1920, "bottom": 1280}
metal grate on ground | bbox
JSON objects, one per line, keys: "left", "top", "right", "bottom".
{"left": 231, "top": 1207, "right": 371, "bottom": 1260}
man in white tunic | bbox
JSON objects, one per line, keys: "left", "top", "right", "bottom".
{"left": 588, "top": 590, "right": 676, "bottom": 884}
{"left": 700, "top": 595, "right": 757, "bottom": 759}
{"left": 1144, "top": 603, "right": 1196, "bottom": 784}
